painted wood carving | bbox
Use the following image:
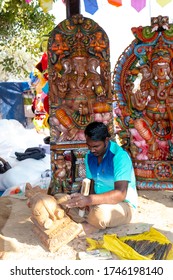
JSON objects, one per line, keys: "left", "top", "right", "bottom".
{"left": 47, "top": 14, "right": 113, "bottom": 194}
{"left": 113, "top": 15, "right": 173, "bottom": 189}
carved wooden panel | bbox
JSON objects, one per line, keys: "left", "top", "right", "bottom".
{"left": 113, "top": 15, "right": 173, "bottom": 190}
{"left": 47, "top": 14, "right": 113, "bottom": 194}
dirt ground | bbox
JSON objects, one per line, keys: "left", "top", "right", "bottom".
{"left": 0, "top": 189, "right": 173, "bottom": 260}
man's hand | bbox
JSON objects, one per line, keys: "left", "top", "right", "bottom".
{"left": 62, "top": 192, "right": 90, "bottom": 209}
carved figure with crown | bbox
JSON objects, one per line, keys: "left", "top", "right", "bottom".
{"left": 47, "top": 15, "right": 113, "bottom": 195}
{"left": 48, "top": 14, "right": 113, "bottom": 143}
{"left": 113, "top": 16, "right": 173, "bottom": 189}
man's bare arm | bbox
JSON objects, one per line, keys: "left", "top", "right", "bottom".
{"left": 63, "top": 180, "right": 128, "bottom": 209}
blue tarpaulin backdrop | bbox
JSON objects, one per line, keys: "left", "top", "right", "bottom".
{"left": 0, "top": 82, "right": 30, "bottom": 125}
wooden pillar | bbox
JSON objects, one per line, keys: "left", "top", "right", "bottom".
{"left": 66, "top": 0, "right": 80, "bottom": 18}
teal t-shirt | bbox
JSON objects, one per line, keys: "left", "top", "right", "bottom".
{"left": 85, "top": 140, "right": 138, "bottom": 209}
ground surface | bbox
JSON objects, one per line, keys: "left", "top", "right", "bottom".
{"left": 0, "top": 189, "right": 173, "bottom": 260}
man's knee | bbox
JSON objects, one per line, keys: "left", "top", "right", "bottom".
{"left": 87, "top": 203, "right": 133, "bottom": 229}
{"left": 87, "top": 205, "right": 110, "bottom": 229}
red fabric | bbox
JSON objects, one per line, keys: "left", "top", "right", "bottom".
{"left": 35, "top": 53, "right": 48, "bottom": 73}
{"left": 41, "top": 53, "right": 48, "bottom": 71}
{"left": 43, "top": 95, "right": 49, "bottom": 114}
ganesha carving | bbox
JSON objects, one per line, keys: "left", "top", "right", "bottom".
{"left": 113, "top": 16, "right": 173, "bottom": 189}
{"left": 48, "top": 14, "right": 112, "bottom": 143}
{"left": 47, "top": 14, "right": 113, "bottom": 195}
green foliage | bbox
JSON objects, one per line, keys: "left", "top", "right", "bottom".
{"left": 0, "top": 0, "right": 56, "bottom": 80}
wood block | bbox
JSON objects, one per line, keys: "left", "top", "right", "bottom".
{"left": 31, "top": 215, "right": 72, "bottom": 237}
{"left": 31, "top": 215, "right": 83, "bottom": 252}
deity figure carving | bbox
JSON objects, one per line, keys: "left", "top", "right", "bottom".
{"left": 89, "top": 31, "right": 107, "bottom": 59}
{"left": 48, "top": 14, "right": 112, "bottom": 143}
{"left": 50, "top": 55, "right": 111, "bottom": 141}
{"left": 49, "top": 152, "right": 73, "bottom": 194}
{"left": 47, "top": 14, "right": 113, "bottom": 194}
{"left": 129, "top": 37, "right": 173, "bottom": 160}
{"left": 113, "top": 16, "right": 173, "bottom": 189}
{"left": 25, "top": 183, "right": 65, "bottom": 229}
{"left": 51, "top": 33, "right": 70, "bottom": 61}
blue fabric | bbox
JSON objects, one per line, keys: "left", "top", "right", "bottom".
{"left": 0, "top": 82, "right": 27, "bottom": 125}
{"left": 85, "top": 140, "right": 138, "bottom": 208}
{"left": 0, "top": 191, "right": 4, "bottom": 196}
{"left": 42, "top": 82, "right": 49, "bottom": 94}
{"left": 29, "top": 72, "right": 39, "bottom": 84}
{"left": 84, "top": 0, "right": 98, "bottom": 15}
{"left": 21, "top": 82, "right": 30, "bottom": 91}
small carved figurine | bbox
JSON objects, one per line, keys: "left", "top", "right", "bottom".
{"left": 25, "top": 183, "right": 65, "bottom": 229}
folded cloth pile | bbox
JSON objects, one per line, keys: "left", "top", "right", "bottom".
{"left": 15, "top": 147, "right": 46, "bottom": 161}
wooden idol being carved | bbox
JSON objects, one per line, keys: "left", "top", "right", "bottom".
{"left": 25, "top": 183, "right": 82, "bottom": 252}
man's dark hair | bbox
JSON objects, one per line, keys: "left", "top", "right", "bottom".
{"left": 84, "top": 121, "right": 111, "bottom": 141}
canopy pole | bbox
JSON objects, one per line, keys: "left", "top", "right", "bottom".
{"left": 66, "top": 0, "right": 81, "bottom": 18}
